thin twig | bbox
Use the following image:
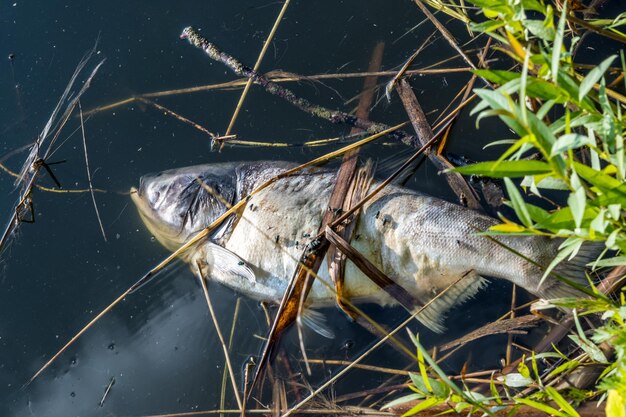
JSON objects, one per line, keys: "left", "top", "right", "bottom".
{"left": 220, "top": 298, "right": 241, "bottom": 417}
{"left": 140, "top": 408, "right": 396, "bottom": 416}
{"left": 26, "top": 288, "right": 132, "bottom": 386}
{"left": 281, "top": 274, "right": 471, "bottom": 417}
{"left": 127, "top": 122, "right": 406, "bottom": 294}
{"left": 412, "top": 0, "right": 486, "bottom": 87}
{"left": 0, "top": 162, "right": 108, "bottom": 194}
{"left": 79, "top": 101, "right": 107, "bottom": 242}
{"left": 196, "top": 263, "right": 243, "bottom": 411}
{"left": 181, "top": 27, "right": 419, "bottom": 148}
{"left": 506, "top": 284, "right": 517, "bottom": 365}
{"left": 84, "top": 66, "right": 473, "bottom": 115}
{"left": 224, "top": 0, "right": 291, "bottom": 138}
{"left": 384, "top": 31, "right": 436, "bottom": 101}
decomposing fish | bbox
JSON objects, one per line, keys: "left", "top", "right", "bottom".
{"left": 130, "top": 161, "right": 596, "bottom": 332}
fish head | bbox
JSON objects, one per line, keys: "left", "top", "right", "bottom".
{"left": 130, "top": 164, "right": 237, "bottom": 251}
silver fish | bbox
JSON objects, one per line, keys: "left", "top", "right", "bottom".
{"left": 130, "top": 161, "right": 593, "bottom": 331}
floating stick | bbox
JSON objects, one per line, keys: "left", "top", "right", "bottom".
{"left": 180, "top": 27, "right": 420, "bottom": 148}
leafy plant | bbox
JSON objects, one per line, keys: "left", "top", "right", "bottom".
{"left": 387, "top": 0, "right": 626, "bottom": 415}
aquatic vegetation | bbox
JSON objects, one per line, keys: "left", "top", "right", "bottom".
{"left": 387, "top": 0, "right": 626, "bottom": 415}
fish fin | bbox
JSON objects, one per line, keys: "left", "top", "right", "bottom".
{"left": 300, "top": 308, "right": 335, "bottom": 339}
{"left": 415, "top": 272, "right": 489, "bottom": 333}
{"left": 541, "top": 241, "right": 603, "bottom": 299}
{"left": 204, "top": 241, "right": 256, "bottom": 283}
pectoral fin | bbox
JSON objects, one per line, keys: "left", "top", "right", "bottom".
{"left": 203, "top": 241, "right": 256, "bottom": 283}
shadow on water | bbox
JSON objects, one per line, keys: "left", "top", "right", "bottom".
{"left": 0, "top": 0, "right": 572, "bottom": 415}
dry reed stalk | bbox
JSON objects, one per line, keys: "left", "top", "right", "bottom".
{"left": 325, "top": 41, "right": 384, "bottom": 318}
{"left": 384, "top": 31, "right": 436, "bottom": 101}
{"left": 435, "top": 37, "right": 492, "bottom": 155}
{"left": 439, "top": 314, "right": 541, "bottom": 352}
{"left": 196, "top": 264, "right": 243, "bottom": 410}
{"left": 0, "top": 51, "right": 104, "bottom": 253}
{"left": 79, "top": 101, "right": 107, "bottom": 242}
{"left": 396, "top": 78, "right": 481, "bottom": 209}
{"left": 294, "top": 41, "right": 385, "bottom": 371}
{"left": 83, "top": 66, "right": 473, "bottom": 116}
{"left": 0, "top": 162, "right": 107, "bottom": 194}
{"left": 281, "top": 274, "right": 473, "bottom": 417}
{"left": 128, "top": 122, "right": 406, "bottom": 293}
{"left": 181, "top": 27, "right": 419, "bottom": 147}
{"left": 224, "top": 0, "right": 291, "bottom": 140}
{"left": 305, "top": 360, "right": 410, "bottom": 376}
{"left": 251, "top": 118, "right": 453, "bottom": 393}
{"left": 506, "top": 284, "right": 517, "bottom": 365}
{"left": 412, "top": 0, "right": 476, "bottom": 71}
{"left": 141, "top": 408, "right": 396, "bottom": 416}
{"left": 219, "top": 298, "right": 241, "bottom": 417}
{"left": 27, "top": 122, "right": 405, "bottom": 385}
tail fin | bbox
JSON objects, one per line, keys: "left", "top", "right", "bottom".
{"left": 540, "top": 242, "right": 604, "bottom": 299}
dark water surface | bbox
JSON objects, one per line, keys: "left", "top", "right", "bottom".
{"left": 0, "top": 1, "right": 551, "bottom": 416}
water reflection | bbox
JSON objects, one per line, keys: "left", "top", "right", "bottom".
{"left": 0, "top": 0, "right": 517, "bottom": 415}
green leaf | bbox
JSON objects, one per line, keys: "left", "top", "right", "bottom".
{"left": 466, "top": 0, "right": 502, "bottom": 7}
{"left": 546, "top": 360, "right": 580, "bottom": 379}
{"left": 579, "top": 55, "right": 617, "bottom": 101}
{"left": 568, "top": 181, "right": 586, "bottom": 230}
{"left": 521, "top": 175, "right": 568, "bottom": 190}
{"left": 540, "top": 242, "right": 578, "bottom": 287}
{"left": 521, "top": 0, "right": 545, "bottom": 12}
{"left": 551, "top": 133, "right": 591, "bottom": 155}
{"left": 453, "top": 160, "right": 552, "bottom": 177}
{"left": 382, "top": 393, "right": 424, "bottom": 410}
{"left": 515, "top": 397, "right": 568, "bottom": 417}
{"left": 489, "top": 376, "right": 502, "bottom": 405}
{"left": 504, "top": 178, "right": 533, "bottom": 227}
{"left": 535, "top": 206, "right": 597, "bottom": 231}
{"left": 518, "top": 361, "right": 531, "bottom": 378}
{"left": 606, "top": 390, "right": 626, "bottom": 417}
{"left": 558, "top": 71, "right": 597, "bottom": 112}
{"left": 568, "top": 334, "right": 608, "bottom": 362}
{"left": 416, "top": 337, "right": 433, "bottom": 394}
{"left": 589, "top": 209, "right": 608, "bottom": 234}
{"left": 545, "top": 386, "right": 580, "bottom": 417}
{"left": 472, "top": 89, "right": 527, "bottom": 136}
{"left": 526, "top": 203, "right": 550, "bottom": 223}
{"left": 589, "top": 256, "right": 626, "bottom": 268}
{"left": 402, "top": 397, "right": 442, "bottom": 416}
{"left": 471, "top": 19, "right": 506, "bottom": 33}
{"left": 525, "top": 19, "right": 555, "bottom": 41}
{"left": 473, "top": 69, "right": 519, "bottom": 85}
{"left": 574, "top": 162, "right": 623, "bottom": 189}
{"left": 500, "top": 373, "right": 533, "bottom": 387}
{"left": 552, "top": 3, "right": 567, "bottom": 83}
{"left": 526, "top": 111, "right": 559, "bottom": 157}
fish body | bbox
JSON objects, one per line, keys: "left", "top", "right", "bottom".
{"left": 131, "top": 161, "right": 592, "bottom": 330}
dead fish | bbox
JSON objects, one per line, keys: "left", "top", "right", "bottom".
{"left": 130, "top": 161, "right": 595, "bottom": 332}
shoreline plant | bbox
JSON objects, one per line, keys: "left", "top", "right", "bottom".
{"left": 387, "top": 0, "right": 626, "bottom": 415}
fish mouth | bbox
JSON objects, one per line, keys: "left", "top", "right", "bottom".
{"left": 129, "top": 184, "right": 185, "bottom": 251}
{"left": 129, "top": 186, "right": 147, "bottom": 216}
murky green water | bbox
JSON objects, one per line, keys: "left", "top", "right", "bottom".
{"left": 2, "top": 1, "right": 619, "bottom": 416}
